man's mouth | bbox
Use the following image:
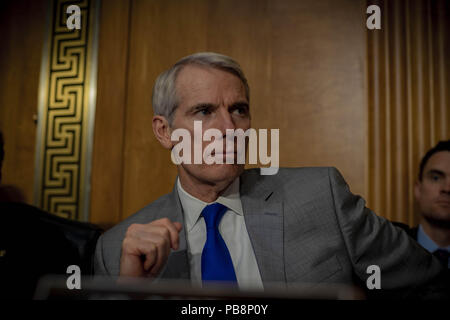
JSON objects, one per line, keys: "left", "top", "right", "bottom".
{"left": 211, "top": 150, "right": 237, "bottom": 156}
{"left": 436, "top": 199, "right": 450, "bottom": 207}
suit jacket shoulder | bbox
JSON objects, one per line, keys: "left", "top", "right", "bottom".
{"left": 240, "top": 167, "right": 331, "bottom": 199}
{"left": 241, "top": 166, "right": 444, "bottom": 294}
{"left": 391, "top": 221, "right": 419, "bottom": 240}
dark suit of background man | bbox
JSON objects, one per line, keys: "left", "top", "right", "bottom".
{"left": 94, "top": 52, "right": 447, "bottom": 298}
{"left": 0, "top": 132, "right": 102, "bottom": 299}
{"left": 395, "top": 140, "right": 450, "bottom": 269}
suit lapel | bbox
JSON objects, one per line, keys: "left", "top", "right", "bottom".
{"left": 240, "top": 171, "right": 286, "bottom": 284}
{"left": 158, "top": 182, "right": 190, "bottom": 280}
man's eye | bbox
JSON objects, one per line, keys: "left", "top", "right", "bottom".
{"left": 198, "top": 109, "right": 211, "bottom": 115}
{"left": 233, "top": 107, "right": 248, "bottom": 115}
{"left": 431, "top": 175, "right": 440, "bottom": 181}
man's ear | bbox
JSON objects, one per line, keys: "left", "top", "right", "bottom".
{"left": 152, "top": 116, "right": 173, "bottom": 149}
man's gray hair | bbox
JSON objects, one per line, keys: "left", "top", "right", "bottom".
{"left": 152, "top": 52, "right": 249, "bottom": 125}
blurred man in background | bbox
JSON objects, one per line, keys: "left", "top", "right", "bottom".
{"left": 396, "top": 140, "right": 450, "bottom": 268}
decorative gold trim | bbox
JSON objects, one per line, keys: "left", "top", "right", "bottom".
{"left": 34, "top": 0, "right": 100, "bottom": 221}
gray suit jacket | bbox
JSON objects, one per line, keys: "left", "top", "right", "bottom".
{"left": 94, "top": 167, "right": 444, "bottom": 291}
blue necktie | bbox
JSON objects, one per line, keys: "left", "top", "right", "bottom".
{"left": 201, "top": 203, "right": 237, "bottom": 283}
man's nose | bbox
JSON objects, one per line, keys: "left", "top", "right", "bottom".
{"left": 442, "top": 178, "right": 450, "bottom": 194}
{"left": 215, "top": 108, "right": 236, "bottom": 136}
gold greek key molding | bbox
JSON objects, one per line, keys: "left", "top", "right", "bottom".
{"left": 34, "top": 0, "right": 100, "bottom": 221}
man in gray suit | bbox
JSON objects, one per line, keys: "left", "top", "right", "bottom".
{"left": 95, "top": 52, "right": 446, "bottom": 297}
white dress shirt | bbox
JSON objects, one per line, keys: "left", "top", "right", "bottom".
{"left": 177, "top": 177, "right": 264, "bottom": 290}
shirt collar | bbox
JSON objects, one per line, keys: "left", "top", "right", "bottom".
{"left": 177, "top": 177, "right": 243, "bottom": 232}
{"left": 417, "top": 224, "right": 450, "bottom": 253}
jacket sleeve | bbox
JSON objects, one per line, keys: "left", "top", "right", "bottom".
{"left": 327, "top": 167, "right": 447, "bottom": 297}
{"left": 94, "top": 234, "right": 110, "bottom": 276}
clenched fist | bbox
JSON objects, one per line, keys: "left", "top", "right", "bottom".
{"left": 119, "top": 218, "right": 182, "bottom": 278}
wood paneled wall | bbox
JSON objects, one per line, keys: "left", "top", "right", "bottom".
{"left": 367, "top": 0, "right": 450, "bottom": 225}
{"left": 89, "top": 0, "right": 131, "bottom": 227}
{"left": 0, "top": 0, "right": 47, "bottom": 203}
{"left": 2, "top": 0, "right": 448, "bottom": 228}
{"left": 90, "top": 0, "right": 369, "bottom": 226}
